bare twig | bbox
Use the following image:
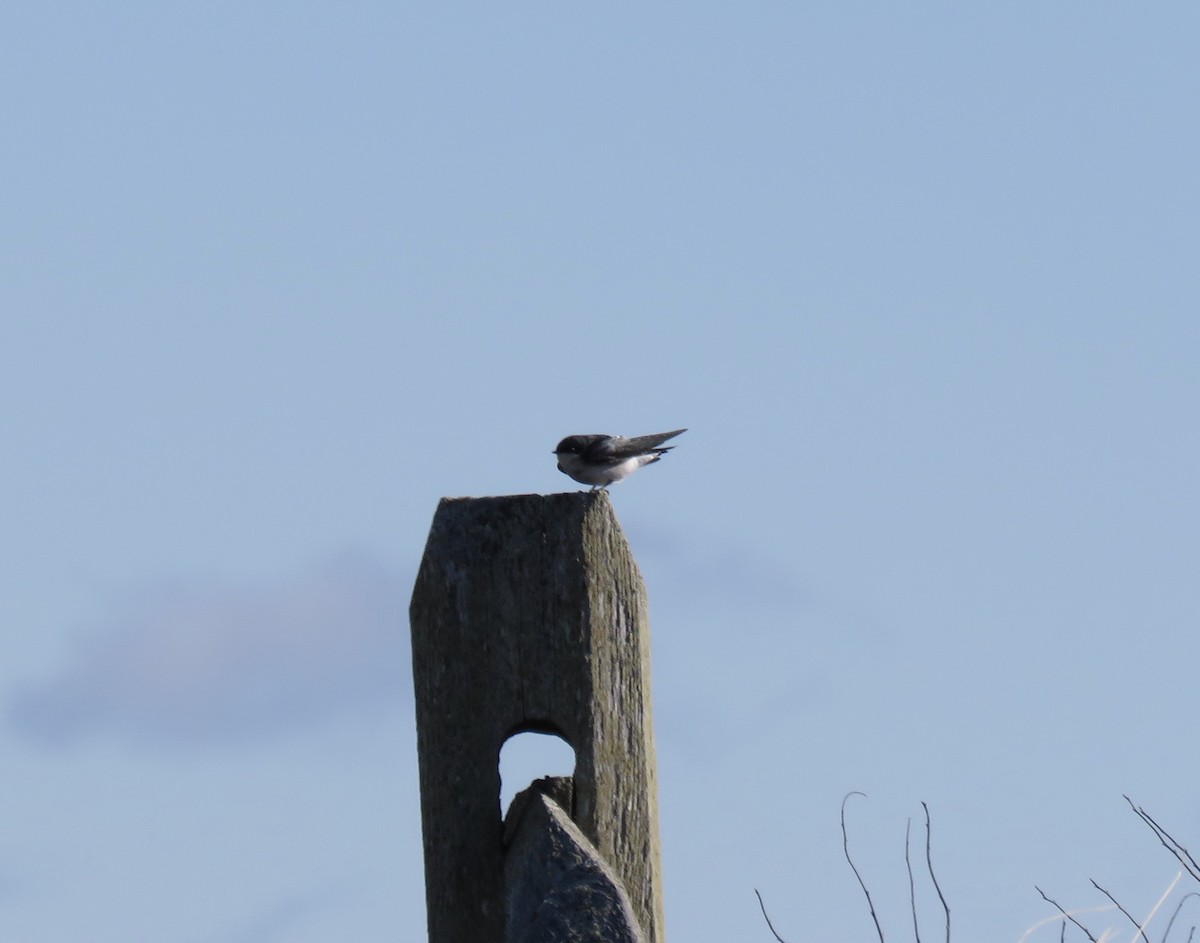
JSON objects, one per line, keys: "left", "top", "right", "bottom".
{"left": 922, "top": 802, "right": 951, "bottom": 943}
{"left": 1160, "top": 891, "right": 1200, "bottom": 943}
{"left": 1090, "top": 880, "right": 1149, "bottom": 943}
{"left": 1124, "top": 796, "right": 1200, "bottom": 884}
{"left": 843, "top": 791, "right": 887, "bottom": 943}
{"left": 1037, "top": 885, "right": 1099, "bottom": 943}
{"left": 754, "top": 888, "right": 789, "bottom": 943}
{"left": 906, "top": 818, "right": 921, "bottom": 943}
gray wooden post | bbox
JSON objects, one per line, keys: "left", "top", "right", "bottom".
{"left": 408, "top": 492, "right": 665, "bottom": 943}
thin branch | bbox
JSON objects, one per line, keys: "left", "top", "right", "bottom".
{"left": 1124, "top": 796, "right": 1200, "bottom": 884}
{"left": 843, "top": 791, "right": 887, "bottom": 943}
{"left": 906, "top": 818, "right": 922, "bottom": 943}
{"left": 1037, "top": 885, "right": 1099, "bottom": 943}
{"left": 754, "top": 888, "right": 789, "bottom": 943}
{"left": 922, "top": 802, "right": 951, "bottom": 943}
{"left": 1090, "top": 880, "right": 1149, "bottom": 943}
{"left": 1161, "top": 891, "right": 1200, "bottom": 943}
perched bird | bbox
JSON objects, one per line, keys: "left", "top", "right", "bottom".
{"left": 553, "top": 429, "right": 687, "bottom": 490}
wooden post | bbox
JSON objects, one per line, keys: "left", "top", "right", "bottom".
{"left": 409, "top": 492, "right": 665, "bottom": 943}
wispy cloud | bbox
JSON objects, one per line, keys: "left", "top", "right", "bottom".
{"left": 8, "top": 552, "right": 412, "bottom": 748}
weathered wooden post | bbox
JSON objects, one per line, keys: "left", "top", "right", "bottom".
{"left": 409, "top": 491, "right": 665, "bottom": 943}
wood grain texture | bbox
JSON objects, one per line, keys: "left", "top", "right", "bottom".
{"left": 409, "top": 492, "right": 664, "bottom": 943}
{"left": 505, "top": 786, "right": 644, "bottom": 943}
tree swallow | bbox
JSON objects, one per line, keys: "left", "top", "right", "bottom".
{"left": 553, "top": 429, "right": 687, "bottom": 490}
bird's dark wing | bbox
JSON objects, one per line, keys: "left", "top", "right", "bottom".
{"left": 598, "top": 428, "right": 687, "bottom": 460}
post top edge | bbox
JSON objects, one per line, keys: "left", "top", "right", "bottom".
{"left": 435, "top": 491, "right": 612, "bottom": 505}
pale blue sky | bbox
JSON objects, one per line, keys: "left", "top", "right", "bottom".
{"left": 3, "top": 3, "right": 1198, "bottom": 941}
